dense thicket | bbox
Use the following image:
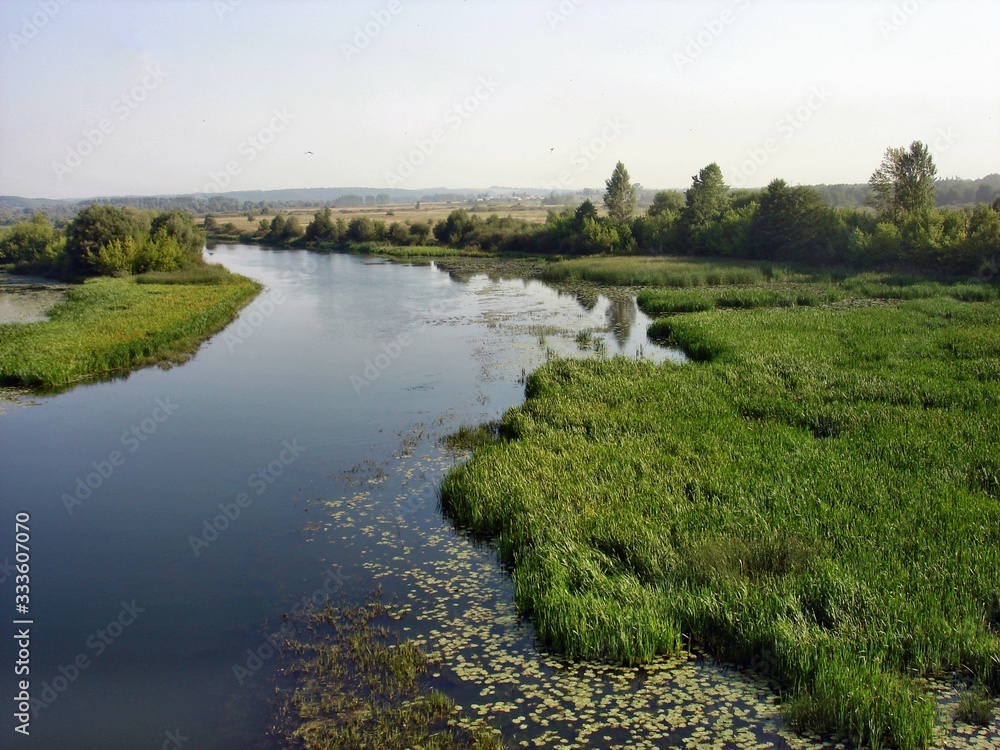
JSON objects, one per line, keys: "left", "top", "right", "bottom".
{"left": 1, "top": 205, "right": 206, "bottom": 278}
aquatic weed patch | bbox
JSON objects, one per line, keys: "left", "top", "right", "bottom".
{"left": 278, "top": 597, "right": 503, "bottom": 750}
{"left": 441, "top": 298, "right": 1000, "bottom": 748}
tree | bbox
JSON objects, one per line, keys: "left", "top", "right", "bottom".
{"left": 65, "top": 204, "right": 149, "bottom": 273}
{"left": 679, "top": 163, "right": 731, "bottom": 250}
{"left": 648, "top": 190, "right": 684, "bottom": 218}
{"left": 974, "top": 183, "right": 996, "bottom": 205}
{"left": 305, "top": 207, "right": 339, "bottom": 243}
{"left": 0, "top": 213, "right": 56, "bottom": 264}
{"left": 388, "top": 221, "right": 411, "bottom": 245}
{"left": 347, "top": 216, "right": 376, "bottom": 243}
{"left": 282, "top": 216, "right": 303, "bottom": 240}
{"left": 409, "top": 222, "right": 432, "bottom": 244}
{"left": 747, "top": 179, "right": 833, "bottom": 261}
{"left": 266, "top": 214, "right": 287, "bottom": 242}
{"left": 433, "top": 209, "right": 476, "bottom": 245}
{"left": 149, "top": 210, "right": 205, "bottom": 256}
{"left": 573, "top": 199, "right": 599, "bottom": 228}
{"left": 603, "top": 161, "right": 636, "bottom": 222}
{"left": 868, "top": 141, "right": 937, "bottom": 222}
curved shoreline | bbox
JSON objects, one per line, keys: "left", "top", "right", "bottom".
{"left": 0, "top": 271, "right": 260, "bottom": 389}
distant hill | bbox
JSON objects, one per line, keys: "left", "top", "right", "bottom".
{"left": 2, "top": 174, "right": 997, "bottom": 224}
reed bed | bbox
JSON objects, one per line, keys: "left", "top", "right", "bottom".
{"left": 442, "top": 294, "right": 1000, "bottom": 748}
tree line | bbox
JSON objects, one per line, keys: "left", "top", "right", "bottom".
{"left": 211, "top": 142, "right": 998, "bottom": 277}
{"left": 0, "top": 206, "right": 207, "bottom": 279}
{"left": 4, "top": 141, "right": 997, "bottom": 279}
{"left": 250, "top": 140, "right": 994, "bottom": 276}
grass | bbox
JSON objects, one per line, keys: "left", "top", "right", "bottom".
{"left": 202, "top": 202, "right": 558, "bottom": 233}
{"left": 441, "top": 292, "right": 1000, "bottom": 748}
{"left": 954, "top": 683, "right": 995, "bottom": 726}
{"left": 344, "top": 243, "right": 481, "bottom": 259}
{"left": 0, "top": 266, "right": 259, "bottom": 387}
{"left": 278, "top": 596, "right": 503, "bottom": 750}
{"left": 540, "top": 255, "right": 798, "bottom": 288}
{"left": 545, "top": 257, "right": 998, "bottom": 317}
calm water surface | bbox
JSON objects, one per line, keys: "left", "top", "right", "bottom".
{"left": 3, "top": 248, "right": 988, "bottom": 749}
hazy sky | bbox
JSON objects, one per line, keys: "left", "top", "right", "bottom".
{"left": 1, "top": 0, "right": 997, "bottom": 200}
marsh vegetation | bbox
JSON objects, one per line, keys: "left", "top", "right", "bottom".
{"left": 442, "top": 270, "right": 999, "bottom": 748}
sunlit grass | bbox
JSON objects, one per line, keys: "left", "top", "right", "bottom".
{"left": 0, "top": 269, "right": 259, "bottom": 387}
{"left": 541, "top": 255, "right": 798, "bottom": 287}
{"left": 442, "top": 294, "right": 1000, "bottom": 749}
{"left": 341, "top": 243, "right": 490, "bottom": 259}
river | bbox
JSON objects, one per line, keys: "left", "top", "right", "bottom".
{"left": 1, "top": 247, "right": 859, "bottom": 749}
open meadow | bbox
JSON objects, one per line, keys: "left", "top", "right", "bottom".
{"left": 202, "top": 201, "right": 562, "bottom": 233}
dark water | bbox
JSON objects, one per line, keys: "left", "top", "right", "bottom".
{"left": 0, "top": 247, "right": 676, "bottom": 749}
{"left": 4, "top": 247, "right": 989, "bottom": 749}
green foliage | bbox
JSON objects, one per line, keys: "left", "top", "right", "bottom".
{"left": 65, "top": 204, "right": 149, "bottom": 273}
{"left": 647, "top": 190, "right": 685, "bottom": 218}
{"left": 85, "top": 236, "right": 137, "bottom": 275}
{"left": 409, "top": 221, "right": 432, "bottom": 244}
{"left": 0, "top": 273, "right": 259, "bottom": 387}
{"left": 680, "top": 163, "right": 731, "bottom": 248}
{"left": 54, "top": 205, "right": 207, "bottom": 277}
{"left": 135, "top": 263, "right": 236, "bottom": 285}
{"left": 573, "top": 199, "right": 599, "bottom": 227}
{"left": 149, "top": 209, "right": 205, "bottom": 257}
{"left": 0, "top": 213, "right": 58, "bottom": 264}
{"left": 954, "top": 684, "right": 995, "bottom": 726}
{"left": 347, "top": 216, "right": 378, "bottom": 243}
{"left": 542, "top": 255, "right": 772, "bottom": 287}
{"left": 442, "top": 295, "right": 1000, "bottom": 748}
{"left": 868, "top": 141, "right": 937, "bottom": 222}
{"left": 603, "top": 161, "right": 636, "bottom": 222}
{"left": 132, "top": 232, "right": 188, "bottom": 274}
{"left": 748, "top": 180, "right": 838, "bottom": 263}
{"left": 304, "top": 207, "right": 342, "bottom": 243}
{"left": 434, "top": 209, "right": 476, "bottom": 245}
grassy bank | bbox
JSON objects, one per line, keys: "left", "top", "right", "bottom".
{"left": 441, "top": 287, "right": 999, "bottom": 747}
{"left": 0, "top": 266, "right": 260, "bottom": 388}
{"left": 541, "top": 255, "right": 795, "bottom": 287}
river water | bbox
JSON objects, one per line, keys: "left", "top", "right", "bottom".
{"left": 3, "top": 247, "right": 990, "bottom": 749}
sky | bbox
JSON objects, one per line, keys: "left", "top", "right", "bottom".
{"left": 0, "top": 0, "right": 997, "bottom": 200}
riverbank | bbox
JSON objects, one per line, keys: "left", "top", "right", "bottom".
{"left": 0, "top": 266, "right": 260, "bottom": 388}
{"left": 441, "top": 269, "right": 1000, "bottom": 748}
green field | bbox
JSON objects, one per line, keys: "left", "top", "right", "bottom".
{"left": 0, "top": 267, "right": 259, "bottom": 388}
{"left": 442, "top": 273, "right": 1000, "bottom": 748}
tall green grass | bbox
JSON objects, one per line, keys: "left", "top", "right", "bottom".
{"left": 344, "top": 243, "right": 486, "bottom": 258}
{"left": 0, "top": 270, "right": 259, "bottom": 387}
{"left": 540, "top": 256, "right": 815, "bottom": 287}
{"left": 442, "top": 297, "right": 1000, "bottom": 748}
